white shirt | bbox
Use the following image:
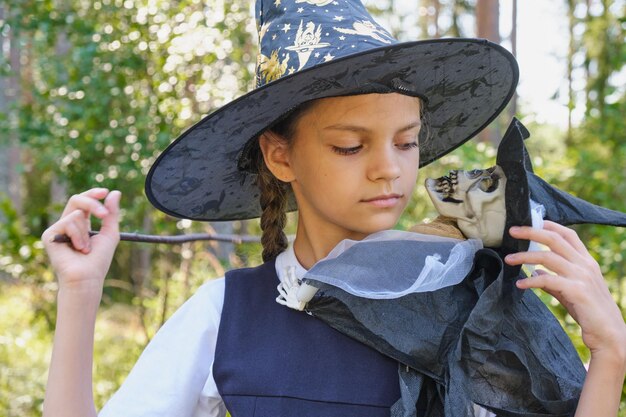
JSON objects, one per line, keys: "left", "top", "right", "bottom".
{"left": 99, "top": 245, "right": 494, "bottom": 417}
{"left": 99, "top": 247, "right": 307, "bottom": 417}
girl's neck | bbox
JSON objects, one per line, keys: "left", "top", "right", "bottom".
{"left": 292, "top": 215, "right": 368, "bottom": 270}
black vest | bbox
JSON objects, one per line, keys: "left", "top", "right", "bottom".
{"left": 213, "top": 259, "right": 401, "bottom": 417}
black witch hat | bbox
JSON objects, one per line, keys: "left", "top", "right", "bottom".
{"left": 145, "top": 0, "right": 518, "bottom": 221}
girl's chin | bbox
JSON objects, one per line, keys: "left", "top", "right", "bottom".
{"left": 347, "top": 218, "right": 402, "bottom": 238}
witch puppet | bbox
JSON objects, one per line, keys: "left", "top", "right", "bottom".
{"left": 51, "top": 0, "right": 626, "bottom": 416}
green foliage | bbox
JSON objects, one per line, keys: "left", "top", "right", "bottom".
{"left": 1, "top": 1, "right": 259, "bottom": 414}
{"left": 0, "top": 285, "right": 50, "bottom": 417}
{"left": 0, "top": 0, "right": 625, "bottom": 415}
{"left": 0, "top": 283, "right": 149, "bottom": 416}
{"left": 0, "top": 0, "right": 259, "bottom": 298}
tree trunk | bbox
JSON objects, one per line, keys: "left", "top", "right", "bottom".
{"left": 583, "top": 0, "right": 591, "bottom": 113}
{"left": 0, "top": 4, "right": 23, "bottom": 215}
{"left": 208, "top": 221, "right": 236, "bottom": 262}
{"left": 476, "top": 0, "right": 501, "bottom": 145}
{"left": 132, "top": 214, "right": 154, "bottom": 291}
{"left": 566, "top": 0, "right": 576, "bottom": 143}
{"left": 596, "top": 0, "right": 609, "bottom": 122}
{"left": 476, "top": 0, "right": 500, "bottom": 42}
{"left": 50, "top": 174, "right": 68, "bottom": 220}
{"left": 508, "top": 0, "right": 517, "bottom": 119}
{"left": 132, "top": 213, "right": 154, "bottom": 342}
{"left": 46, "top": 20, "right": 71, "bottom": 222}
{"left": 432, "top": 0, "right": 441, "bottom": 38}
{"left": 450, "top": 1, "right": 461, "bottom": 37}
{"left": 418, "top": 2, "right": 430, "bottom": 38}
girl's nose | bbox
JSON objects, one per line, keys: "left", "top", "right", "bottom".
{"left": 367, "top": 146, "right": 401, "bottom": 182}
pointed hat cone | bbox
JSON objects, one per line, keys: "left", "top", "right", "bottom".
{"left": 497, "top": 118, "right": 626, "bottom": 230}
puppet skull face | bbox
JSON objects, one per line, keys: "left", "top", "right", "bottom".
{"left": 425, "top": 166, "right": 507, "bottom": 247}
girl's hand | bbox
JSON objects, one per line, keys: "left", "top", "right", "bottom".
{"left": 42, "top": 188, "right": 121, "bottom": 294}
{"left": 504, "top": 221, "right": 626, "bottom": 358}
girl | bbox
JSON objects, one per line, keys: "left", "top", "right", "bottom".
{"left": 41, "top": 1, "right": 626, "bottom": 416}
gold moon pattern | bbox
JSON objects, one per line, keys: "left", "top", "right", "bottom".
{"left": 258, "top": 49, "right": 290, "bottom": 84}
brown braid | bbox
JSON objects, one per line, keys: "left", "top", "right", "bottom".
{"left": 253, "top": 101, "right": 316, "bottom": 262}
{"left": 256, "top": 159, "right": 289, "bottom": 262}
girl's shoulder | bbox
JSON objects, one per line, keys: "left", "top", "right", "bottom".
{"left": 191, "top": 276, "right": 226, "bottom": 317}
{"left": 195, "top": 275, "right": 225, "bottom": 295}
{"left": 224, "top": 258, "right": 279, "bottom": 281}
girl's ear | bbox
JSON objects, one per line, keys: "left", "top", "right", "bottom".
{"left": 258, "top": 131, "right": 296, "bottom": 183}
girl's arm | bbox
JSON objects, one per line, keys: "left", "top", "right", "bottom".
{"left": 505, "top": 221, "right": 626, "bottom": 417}
{"left": 41, "top": 188, "right": 121, "bottom": 417}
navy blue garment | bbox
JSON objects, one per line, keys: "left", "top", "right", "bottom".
{"left": 213, "top": 259, "right": 402, "bottom": 417}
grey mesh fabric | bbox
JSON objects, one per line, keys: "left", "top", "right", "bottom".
{"left": 391, "top": 365, "right": 427, "bottom": 417}
{"left": 306, "top": 230, "right": 482, "bottom": 298}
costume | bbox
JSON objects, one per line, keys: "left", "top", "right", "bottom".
{"left": 274, "top": 120, "right": 626, "bottom": 416}
{"left": 99, "top": 247, "right": 496, "bottom": 417}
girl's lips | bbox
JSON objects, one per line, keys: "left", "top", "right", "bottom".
{"left": 362, "top": 194, "right": 402, "bottom": 208}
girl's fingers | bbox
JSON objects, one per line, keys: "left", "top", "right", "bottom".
{"left": 542, "top": 220, "right": 590, "bottom": 256}
{"left": 62, "top": 213, "right": 91, "bottom": 253}
{"left": 98, "top": 190, "right": 121, "bottom": 239}
{"left": 515, "top": 270, "right": 560, "bottom": 292}
{"left": 44, "top": 189, "right": 121, "bottom": 254}
{"left": 61, "top": 189, "right": 110, "bottom": 218}
{"left": 43, "top": 209, "right": 91, "bottom": 252}
{"left": 507, "top": 223, "right": 602, "bottom": 280}
{"left": 505, "top": 248, "right": 580, "bottom": 279}
{"left": 508, "top": 223, "right": 626, "bottom": 355}
{"left": 508, "top": 224, "right": 581, "bottom": 265}
{"left": 79, "top": 187, "right": 110, "bottom": 198}
{"left": 514, "top": 272, "right": 573, "bottom": 309}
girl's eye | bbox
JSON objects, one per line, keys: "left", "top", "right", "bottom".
{"left": 332, "top": 145, "right": 362, "bottom": 155}
{"left": 396, "top": 141, "right": 419, "bottom": 151}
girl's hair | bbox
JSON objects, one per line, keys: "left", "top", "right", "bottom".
{"left": 255, "top": 102, "right": 315, "bottom": 262}
{"left": 255, "top": 96, "right": 428, "bottom": 262}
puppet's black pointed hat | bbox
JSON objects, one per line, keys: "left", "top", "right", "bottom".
{"left": 497, "top": 118, "right": 626, "bottom": 257}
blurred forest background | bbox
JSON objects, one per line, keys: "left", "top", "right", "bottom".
{"left": 0, "top": 0, "right": 624, "bottom": 415}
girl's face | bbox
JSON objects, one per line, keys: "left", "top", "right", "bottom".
{"left": 286, "top": 93, "right": 422, "bottom": 243}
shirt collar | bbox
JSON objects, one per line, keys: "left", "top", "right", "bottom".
{"left": 275, "top": 244, "right": 308, "bottom": 284}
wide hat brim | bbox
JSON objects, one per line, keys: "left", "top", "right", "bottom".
{"left": 146, "top": 38, "right": 518, "bottom": 221}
